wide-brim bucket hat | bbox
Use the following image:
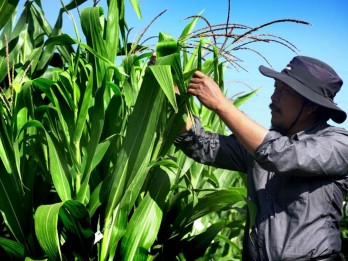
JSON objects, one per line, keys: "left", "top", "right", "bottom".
{"left": 259, "top": 56, "right": 346, "bottom": 123}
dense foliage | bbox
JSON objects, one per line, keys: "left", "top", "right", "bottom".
{"left": 0, "top": 0, "right": 346, "bottom": 260}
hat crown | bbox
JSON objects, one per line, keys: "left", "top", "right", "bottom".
{"left": 285, "top": 56, "right": 343, "bottom": 100}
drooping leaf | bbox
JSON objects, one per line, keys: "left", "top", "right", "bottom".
{"left": 0, "top": 237, "right": 24, "bottom": 259}
{"left": 149, "top": 65, "right": 177, "bottom": 112}
{"left": 34, "top": 202, "right": 64, "bottom": 261}
{"left": 120, "top": 194, "right": 162, "bottom": 261}
{"left": 190, "top": 188, "right": 247, "bottom": 223}
{"left": 44, "top": 34, "right": 76, "bottom": 46}
{"left": 233, "top": 88, "right": 260, "bottom": 108}
{"left": 34, "top": 200, "right": 93, "bottom": 260}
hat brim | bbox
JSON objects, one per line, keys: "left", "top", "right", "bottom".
{"left": 259, "top": 65, "right": 347, "bottom": 123}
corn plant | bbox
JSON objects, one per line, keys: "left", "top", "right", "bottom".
{"left": 0, "top": 0, "right": 316, "bottom": 260}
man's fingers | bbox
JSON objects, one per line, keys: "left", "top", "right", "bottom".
{"left": 192, "top": 70, "right": 204, "bottom": 77}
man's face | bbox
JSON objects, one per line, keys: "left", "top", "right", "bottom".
{"left": 269, "top": 80, "right": 305, "bottom": 133}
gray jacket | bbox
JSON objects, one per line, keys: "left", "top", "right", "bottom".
{"left": 174, "top": 117, "right": 348, "bottom": 260}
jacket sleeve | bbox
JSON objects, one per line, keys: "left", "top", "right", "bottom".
{"left": 254, "top": 126, "right": 348, "bottom": 177}
{"left": 174, "top": 116, "right": 250, "bottom": 172}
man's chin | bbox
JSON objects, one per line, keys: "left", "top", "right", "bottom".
{"left": 270, "top": 123, "right": 286, "bottom": 134}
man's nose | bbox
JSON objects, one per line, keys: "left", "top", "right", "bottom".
{"left": 271, "top": 89, "right": 280, "bottom": 102}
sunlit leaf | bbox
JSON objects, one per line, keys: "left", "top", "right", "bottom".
{"left": 129, "top": 0, "right": 142, "bottom": 19}
{"left": 150, "top": 65, "right": 177, "bottom": 112}
{"left": 120, "top": 194, "right": 162, "bottom": 261}
{"left": 34, "top": 202, "right": 63, "bottom": 261}
{"left": 0, "top": 0, "right": 19, "bottom": 31}
{"left": 233, "top": 88, "right": 260, "bottom": 108}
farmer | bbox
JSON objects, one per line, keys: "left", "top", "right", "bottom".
{"left": 174, "top": 56, "right": 348, "bottom": 260}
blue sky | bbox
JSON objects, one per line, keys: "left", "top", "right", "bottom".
{"left": 18, "top": 0, "right": 348, "bottom": 129}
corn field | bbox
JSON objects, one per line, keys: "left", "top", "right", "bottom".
{"left": 0, "top": 0, "right": 346, "bottom": 260}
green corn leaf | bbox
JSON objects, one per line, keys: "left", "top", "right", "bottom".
{"left": 0, "top": 133, "right": 11, "bottom": 174}
{"left": 30, "top": 4, "right": 73, "bottom": 63}
{"left": 61, "top": 0, "right": 88, "bottom": 11}
{"left": 0, "top": 237, "right": 24, "bottom": 259}
{"left": 34, "top": 200, "right": 93, "bottom": 260}
{"left": 19, "top": 119, "right": 72, "bottom": 203}
{"left": 149, "top": 65, "right": 177, "bottom": 112}
{"left": 77, "top": 81, "right": 105, "bottom": 203}
{"left": 233, "top": 88, "right": 260, "bottom": 108}
{"left": 246, "top": 198, "right": 258, "bottom": 230}
{"left": 146, "top": 163, "right": 176, "bottom": 209}
{"left": 90, "top": 134, "right": 116, "bottom": 171}
{"left": 189, "top": 188, "right": 247, "bottom": 223}
{"left": 18, "top": 120, "right": 44, "bottom": 135}
{"left": 81, "top": 7, "right": 108, "bottom": 86}
{"left": 201, "top": 58, "right": 215, "bottom": 78}
{"left": 44, "top": 34, "right": 77, "bottom": 46}
{"left": 0, "top": 0, "right": 19, "bottom": 31}
{"left": 103, "top": 69, "right": 165, "bottom": 219}
{"left": 102, "top": 134, "right": 156, "bottom": 260}
{"left": 58, "top": 200, "right": 94, "bottom": 259}
{"left": 78, "top": 134, "right": 113, "bottom": 206}
{"left": 213, "top": 45, "right": 219, "bottom": 83}
{"left": 88, "top": 181, "right": 102, "bottom": 217}
{"left": 182, "top": 221, "right": 228, "bottom": 260}
{"left": 46, "top": 132, "right": 72, "bottom": 201}
{"left": 156, "top": 33, "right": 179, "bottom": 57}
{"left": 0, "top": 163, "right": 30, "bottom": 252}
{"left": 218, "top": 59, "right": 224, "bottom": 89}
{"left": 186, "top": 38, "right": 212, "bottom": 75}
{"left": 0, "top": 9, "right": 15, "bottom": 42}
{"left": 100, "top": 69, "right": 165, "bottom": 260}
{"left": 120, "top": 194, "right": 162, "bottom": 261}
{"left": 0, "top": 35, "right": 22, "bottom": 83}
{"left": 129, "top": 0, "right": 142, "bottom": 19}
{"left": 49, "top": 85, "right": 72, "bottom": 146}
{"left": 73, "top": 65, "right": 93, "bottom": 144}
{"left": 34, "top": 203, "right": 63, "bottom": 260}
{"left": 178, "top": 10, "right": 202, "bottom": 41}
{"left": 80, "top": 43, "right": 127, "bottom": 76}
{"left": 32, "top": 78, "right": 55, "bottom": 101}
{"left": 105, "top": 0, "right": 120, "bottom": 66}
{"left": 57, "top": 71, "right": 75, "bottom": 111}
{"left": 29, "top": 4, "right": 63, "bottom": 72}
{"left": 13, "top": 86, "right": 30, "bottom": 138}
{"left": 197, "top": 39, "right": 202, "bottom": 71}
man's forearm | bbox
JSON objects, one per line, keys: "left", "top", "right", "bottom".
{"left": 213, "top": 97, "right": 269, "bottom": 155}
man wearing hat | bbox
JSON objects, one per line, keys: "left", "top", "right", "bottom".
{"left": 175, "top": 56, "right": 348, "bottom": 260}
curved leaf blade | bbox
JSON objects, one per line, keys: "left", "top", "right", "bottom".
{"left": 34, "top": 202, "right": 64, "bottom": 261}
{"left": 120, "top": 194, "right": 162, "bottom": 261}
